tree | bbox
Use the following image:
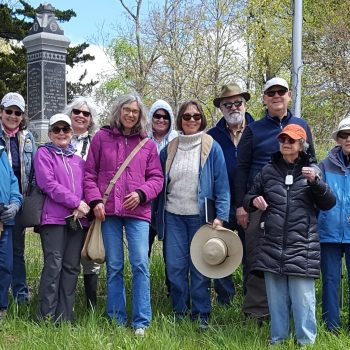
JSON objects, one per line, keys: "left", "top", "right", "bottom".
{"left": 0, "top": 0, "right": 97, "bottom": 100}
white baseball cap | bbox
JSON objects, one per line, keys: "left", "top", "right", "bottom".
{"left": 49, "top": 113, "right": 72, "bottom": 127}
{"left": 1, "top": 92, "right": 25, "bottom": 112}
{"left": 263, "top": 77, "right": 289, "bottom": 93}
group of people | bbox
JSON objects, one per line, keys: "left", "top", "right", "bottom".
{"left": 0, "top": 76, "right": 348, "bottom": 346}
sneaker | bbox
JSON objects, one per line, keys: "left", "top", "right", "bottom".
{"left": 0, "top": 309, "right": 7, "bottom": 321}
{"left": 135, "top": 328, "right": 145, "bottom": 337}
{"left": 199, "top": 318, "right": 209, "bottom": 331}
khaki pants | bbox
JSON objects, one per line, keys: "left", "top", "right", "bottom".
{"left": 242, "top": 210, "right": 269, "bottom": 318}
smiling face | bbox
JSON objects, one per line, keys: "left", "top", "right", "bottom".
{"left": 0, "top": 105, "right": 23, "bottom": 131}
{"left": 120, "top": 101, "right": 140, "bottom": 134}
{"left": 219, "top": 96, "right": 246, "bottom": 126}
{"left": 181, "top": 104, "right": 202, "bottom": 135}
{"left": 337, "top": 131, "right": 350, "bottom": 155}
{"left": 263, "top": 85, "right": 292, "bottom": 119}
{"left": 278, "top": 135, "right": 302, "bottom": 162}
{"left": 70, "top": 104, "right": 92, "bottom": 135}
{"left": 48, "top": 121, "right": 73, "bottom": 148}
{"left": 152, "top": 108, "right": 170, "bottom": 137}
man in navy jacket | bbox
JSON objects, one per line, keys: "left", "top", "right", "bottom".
{"left": 208, "top": 83, "right": 254, "bottom": 305}
{"left": 234, "top": 77, "right": 316, "bottom": 320}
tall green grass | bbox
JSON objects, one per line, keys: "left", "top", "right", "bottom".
{"left": 1, "top": 231, "right": 350, "bottom": 349}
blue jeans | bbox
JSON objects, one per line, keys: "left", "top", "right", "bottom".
{"left": 164, "top": 211, "right": 211, "bottom": 320}
{"left": 321, "top": 243, "right": 350, "bottom": 331}
{"left": 102, "top": 216, "right": 151, "bottom": 328}
{"left": 0, "top": 226, "right": 13, "bottom": 310}
{"left": 264, "top": 272, "right": 316, "bottom": 345}
{"left": 12, "top": 223, "right": 29, "bottom": 303}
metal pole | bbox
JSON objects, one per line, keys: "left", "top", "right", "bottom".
{"left": 291, "top": 0, "right": 303, "bottom": 118}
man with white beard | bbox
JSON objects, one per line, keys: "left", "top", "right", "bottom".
{"left": 207, "top": 84, "right": 254, "bottom": 306}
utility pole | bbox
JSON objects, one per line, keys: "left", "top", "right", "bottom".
{"left": 291, "top": 0, "right": 303, "bottom": 117}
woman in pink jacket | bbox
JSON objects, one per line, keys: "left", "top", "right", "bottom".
{"left": 84, "top": 93, "right": 163, "bottom": 336}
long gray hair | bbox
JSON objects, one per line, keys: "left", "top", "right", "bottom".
{"left": 109, "top": 93, "right": 148, "bottom": 134}
{"left": 63, "top": 96, "right": 98, "bottom": 133}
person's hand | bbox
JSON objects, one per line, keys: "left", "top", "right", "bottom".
{"left": 77, "top": 201, "right": 90, "bottom": 215}
{"left": 252, "top": 196, "right": 268, "bottom": 211}
{"left": 93, "top": 203, "right": 106, "bottom": 221}
{"left": 236, "top": 206, "right": 249, "bottom": 229}
{"left": 302, "top": 167, "right": 317, "bottom": 184}
{"left": 73, "top": 208, "right": 84, "bottom": 220}
{"left": 0, "top": 203, "right": 20, "bottom": 222}
{"left": 123, "top": 192, "right": 140, "bottom": 210}
{"left": 212, "top": 218, "right": 223, "bottom": 229}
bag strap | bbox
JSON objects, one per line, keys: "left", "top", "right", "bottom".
{"left": 102, "top": 138, "right": 148, "bottom": 204}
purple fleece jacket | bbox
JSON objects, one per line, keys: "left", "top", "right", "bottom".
{"left": 84, "top": 127, "right": 163, "bottom": 222}
{"left": 34, "top": 145, "right": 87, "bottom": 226}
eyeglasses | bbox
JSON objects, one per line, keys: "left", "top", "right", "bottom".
{"left": 265, "top": 89, "right": 288, "bottom": 97}
{"left": 72, "top": 109, "right": 91, "bottom": 118}
{"left": 122, "top": 107, "right": 140, "bottom": 116}
{"left": 153, "top": 113, "right": 170, "bottom": 120}
{"left": 278, "top": 136, "right": 296, "bottom": 144}
{"left": 182, "top": 113, "right": 202, "bottom": 121}
{"left": 337, "top": 132, "right": 350, "bottom": 139}
{"left": 51, "top": 126, "right": 72, "bottom": 134}
{"left": 4, "top": 109, "right": 23, "bottom": 117}
{"left": 221, "top": 101, "right": 243, "bottom": 109}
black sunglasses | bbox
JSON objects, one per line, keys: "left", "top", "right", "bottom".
{"left": 4, "top": 109, "right": 23, "bottom": 117}
{"left": 221, "top": 101, "right": 243, "bottom": 109}
{"left": 51, "top": 126, "right": 72, "bottom": 134}
{"left": 72, "top": 108, "right": 91, "bottom": 118}
{"left": 278, "top": 135, "right": 296, "bottom": 144}
{"left": 182, "top": 113, "right": 202, "bottom": 121}
{"left": 153, "top": 113, "right": 170, "bottom": 120}
{"left": 337, "top": 132, "right": 350, "bottom": 140}
{"left": 265, "top": 89, "right": 288, "bottom": 97}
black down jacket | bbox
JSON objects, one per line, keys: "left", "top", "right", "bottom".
{"left": 243, "top": 152, "right": 336, "bottom": 278}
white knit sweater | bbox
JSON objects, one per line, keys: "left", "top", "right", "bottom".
{"left": 165, "top": 132, "right": 202, "bottom": 215}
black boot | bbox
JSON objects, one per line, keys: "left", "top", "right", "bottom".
{"left": 83, "top": 274, "right": 98, "bottom": 309}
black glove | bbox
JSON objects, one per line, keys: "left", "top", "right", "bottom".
{"left": 0, "top": 203, "right": 20, "bottom": 222}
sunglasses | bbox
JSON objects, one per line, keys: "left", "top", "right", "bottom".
{"left": 337, "top": 132, "right": 350, "bottom": 140}
{"left": 4, "top": 109, "right": 23, "bottom": 117}
{"left": 182, "top": 113, "right": 202, "bottom": 121}
{"left": 278, "top": 135, "right": 297, "bottom": 144}
{"left": 265, "top": 89, "right": 288, "bottom": 97}
{"left": 153, "top": 113, "right": 170, "bottom": 120}
{"left": 72, "top": 108, "right": 91, "bottom": 118}
{"left": 221, "top": 101, "right": 243, "bottom": 109}
{"left": 51, "top": 126, "right": 72, "bottom": 134}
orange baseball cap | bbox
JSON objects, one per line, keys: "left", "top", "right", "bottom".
{"left": 277, "top": 124, "right": 307, "bottom": 141}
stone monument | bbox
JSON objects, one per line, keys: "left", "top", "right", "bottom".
{"left": 22, "top": 3, "right": 70, "bottom": 142}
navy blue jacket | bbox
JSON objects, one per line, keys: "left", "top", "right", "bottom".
{"left": 234, "top": 109, "right": 316, "bottom": 207}
{"left": 207, "top": 112, "right": 254, "bottom": 206}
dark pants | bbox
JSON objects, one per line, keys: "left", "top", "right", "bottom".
{"left": 243, "top": 210, "right": 269, "bottom": 318}
{"left": 213, "top": 208, "right": 248, "bottom": 304}
{"left": 38, "top": 224, "right": 84, "bottom": 322}
{"left": 12, "top": 221, "right": 29, "bottom": 303}
{"left": 0, "top": 226, "right": 13, "bottom": 310}
{"left": 321, "top": 243, "right": 350, "bottom": 331}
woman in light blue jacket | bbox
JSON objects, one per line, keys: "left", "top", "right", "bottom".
{"left": 318, "top": 116, "right": 350, "bottom": 332}
{"left": 156, "top": 100, "right": 230, "bottom": 330}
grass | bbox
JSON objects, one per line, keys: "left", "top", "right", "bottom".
{"left": 1, "top": 231, "right": 350, "bottom": 349}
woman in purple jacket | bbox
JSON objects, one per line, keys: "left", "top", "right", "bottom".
{"left": 84, "top": 93, "right": 163, "bottom": 337}
{"left": 34, "top": 113, "right": 90, "bottom": 323}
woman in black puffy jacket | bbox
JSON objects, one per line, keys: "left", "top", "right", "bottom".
{"left": 243, "top": 124, "right": 335, "bottom": 347}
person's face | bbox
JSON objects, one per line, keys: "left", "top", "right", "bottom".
{"left": 278, "top": 135, "right": 302, "bottom": 159}
{"left": 48, "top": 121, "right": 73, "bottom": 148}
{"left": 337, "top": 131, "right": 350, "bottom": 155}
{"left": 181, "top": 104, "right": 202, "bottom": 135}
{"left": 219, "top": 96, "right": 246, "bottom": 125}
{"left": 263, "top": 85, "right": 291, "bottom": 117}
{"left": 152, "top": 108, "right": 170, "bottom": 136}
{"left": 70, "top": 104, "right": 92, "bottom": 135}
{"left": 120, "top": 101, "right": 140, "bottom": 134}
{"left": 0, "top": 105, "right": 23, "bottom": 131}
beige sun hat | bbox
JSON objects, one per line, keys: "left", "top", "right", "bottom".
{"left": 331, "top": 117, "right": 350, "bottom": 141}
{"left": 190, "top": 224, "right": 243, "bottom": 279}
{"left": 213, "top": 83, "right": 250, "bottom": 108}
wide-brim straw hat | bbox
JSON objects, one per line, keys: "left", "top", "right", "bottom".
{"left": 213, "top": 83, "right": 250, "bottom": 108}
{"left": 190, "top": 224, "right": 243, "bottom": 279}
